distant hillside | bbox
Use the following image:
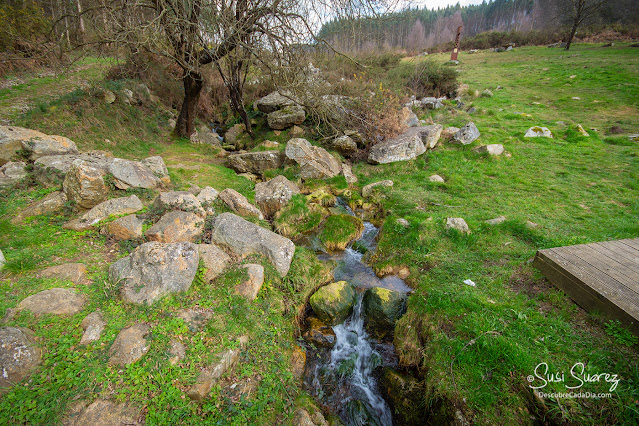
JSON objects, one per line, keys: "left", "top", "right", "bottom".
{"left": 317, "top": 0, "right": 639, "bottom": 52}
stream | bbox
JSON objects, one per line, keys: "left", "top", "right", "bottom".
{"left": 303, "top": 200, "right": 412, "bottom": 425}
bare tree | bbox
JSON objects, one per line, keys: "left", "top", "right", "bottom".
{"left": 564, "top": 0, "right": 605, "bottom": 50}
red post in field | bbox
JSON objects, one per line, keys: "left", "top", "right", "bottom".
{"left": 451, "top": 25, "right": 463, "bottom": 61}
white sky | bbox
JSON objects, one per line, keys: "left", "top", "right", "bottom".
{"left": 396, "top": 0, "right": 484, "bottom": 10}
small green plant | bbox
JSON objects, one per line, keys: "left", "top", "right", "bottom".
{"left": 604, "top": 320, "right": 638, "bottom": 347}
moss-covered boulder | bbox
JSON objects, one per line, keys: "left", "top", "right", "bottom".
{"left": 309, "top": 281, "right": 356, "bottom": 326}
{"left": 363, "top": 287, "right": 407, "bottom": 339}
{"left": 318, "top": 214, "right": 364, "bottom": 251}
{"left": 378, "top": 368, "right": 426, "bottom": 426}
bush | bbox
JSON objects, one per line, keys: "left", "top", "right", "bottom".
{"left": 388, "top": 60, "right": 458, "bottom": 98}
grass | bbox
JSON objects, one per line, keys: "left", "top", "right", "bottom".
{"left": 317, "top": 214, "right": 365, "bottom": 251}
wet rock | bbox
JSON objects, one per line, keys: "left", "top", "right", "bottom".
{"left": 303, "top": 317, "right": 337, "bottom": 348}
{"left": 330, "top": 135, "right": 358, "bottom": 156}
{"left": 188, "top": 336, "right": 248, "bottom": 401}
{"left": 197, "top": 244, "right": 231, "bottom": 282}
{"left": 341, "top": 163, "right": 358, "bottom": 184}
{"left": 422, "top": 124, "right": 444, "bottom": 149}
{"left": 18, "top": 288, "right": 86, "bottom": 315}
{"left": 379, "top": 368, "right": 425, "bottom": 426}
{"left": 254, "top": 175, "right": 299, "bottom": 218}
{"left": 309, "top": 281, "right": 356, "bottom": 326}
{"left": 168, "top": 338, "right": 186, "bottom": 365}
{"left": 399, "top": 107, "right": 419, "bottom": 128}
{"left": 37, "top": 263, "right": 87, "bottom": 285}
{"left": 285, "top": 138, "right": 341, "bottom": 180}
{"left": 219, "top": 188, "right": 264, "bottom": 220}
{"left": 362, "top": 180, "right": 393, "bottom": 198}
{"left": 63, "top": 195, "right": 144, "bottom": 231}
{"left": 108, "top": 323, "right": 151, "bottom": 366}
{"left": 0, "top": 327, "right": 42, "bottom": 394}
{"left": 226, "top": 151, "right": 284, "bottom": 174}
{"left": 474, "top": 144, "right": 504, "bottom": 156}
{"left": 344, "top": 400, "right": 378, "bottom": 425}
{"left": 141, "top": 156, "right": 170, "bottom": 184}
{"left": 210, "top": 213, "right": 295, "bottom": 276}
{"left": 145, "top": 211, "right": 204, "bottom": 243}
{"left": 152, "top": 191, "right": 206, "bottom": 218}
{"left": 235, "top": 264, "right": 265, "bottom": 301}
{"left": 79, "top": 311, "right": 106, "bottom": 345}
{"left": 11, "top": 191, "right": 67, "bottom": 224}
{"left": 362, "top": 287, "right": 407, "bottom": 339}
{"left": 524, "top": 126, "right": 553, "bottom": 138}
{"left": 429, "top": 174, "right": 445, "bottom": 183}
{"left": 109, "top": 241, "right": 199, "bottom": 305}
{"left": 446, "top": 217, "right": 470, "bottom": 234}
{"left": 0, "top": 161, "right": 27, "bottom": 187}
{"left": 107, "top": 215, "right": 144, "bottom": 240}
{"left": 451, "top": 122, "right": 480, "bottom": 145}
{"left": 368, "top": 127, "right": 428, "bottom": 164}
{"left": 63, "top": 399, "right": 143, "bottom": 426}
{"left": 255, "top": 91, "right": 298, "bottom": 114}
{"left": 485, "top": 216, "right": 506, "bottom": 225}
{"left": 63, "top": 159, "right": 108, "bottom": 210}
{"left": 108, "top": 158, "right": 162, "bottom": 189}
{"left": 267, "top": 105, "right": 306, "bottom": 130}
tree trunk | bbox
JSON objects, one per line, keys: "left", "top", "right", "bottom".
{"left": 565, "top": 21, "right": 579, "bottom": 51}
{"left": 75, "top": 0, "right": 85, "bottom": 42}
{"left": 175, "top": 71, "right": 204, "bottom": 138}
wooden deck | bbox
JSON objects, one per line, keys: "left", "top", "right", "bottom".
{"left": 533, "top": 238, "right": 639, "bottom": 336}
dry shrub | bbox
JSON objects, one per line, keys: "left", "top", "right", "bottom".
{"left": 0, "top": 42, "right": 63, "bottom": 77}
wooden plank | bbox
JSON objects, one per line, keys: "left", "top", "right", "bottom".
{"left": 619, "top": 238, "right": 639, "bottom": 251}
{"left": 567, "top": 244, "right": 639, "bottom": 290}
{"left": 589, "top": 242, "right": 639, "bottom": 275}
{"left": 602, "top": 241, "right": 639, "bottom": 266}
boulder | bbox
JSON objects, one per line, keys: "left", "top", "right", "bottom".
{"left": 429, "top": 174, "right": 445, "bottom": 183}
{"left": 474, "top": 144, "right": 504, "bottom": 156}
{"left": 63, "top": 399, "right": 143, "bottom": 426}
{"left": 302, "top": 317, "right": 337, "bottom": 348}
{"left": 63, "top": 195, "right": 144, "bottom": 231}
{"left": 218, "top": 188, "right": 264, "bottom": 220}
{"left": 33, "top": 153, "right": 112, "bottom": 187}
{"left": 451, "top": 122, "right": 480, "bottom": 145}
{"left": 524, "top": 126, "right": 553, "bottom": 138}
{"left": 0, "top": 327, "right": 42, "bottom": 394}
{"left": 108, "top": 158, "right": 162, "bottom": 189}
{"left": 254, "top": 175, "right": 299, "bottom": 218}
{"left": 285, "top": 138, "right": 341, "bottom": 179}
{"left": 0, "top": 126, "right": 26, "bottom": 165}
{"left": 141, "top": 156, "right": 170, "bottom": 184}
{"left": 485, "top": 216, "right": 506, "bottom": 225}
{"left": 235, "top": 264, "right": 265, "bottom": 301}
{"left": 145, "top": 211, "right": 204, "bottom": 243}
{"left": 330, "top": 135, "right": 358, "bottom": 156}
{"left": 108, "top": 215, "right": 144, "bottom": 240}
{"left": 368, "top": 127, "right": 429, "bottom": 164}
{"left": 63, "top": 159, "right": 108, "bottom": 210}
{"left": 362, "top": 287, "right": 407, "bottom": 339}
{"left": 109, "top": 242, "right": 199, "bottom": 305}
{"left": 267, "top": 105, "right": 306, "bottom": 130}
{"left": 11, "top": 191, "right": 67, "bottom": 224}
{"left": 341, "top": 163, "right": 358, "bottom": 185}
{"left": 421, "top": 97, "right": 443, "bottom": 110}
{"left": 226, "top": 151, "right": 284, "bottom": 174}
{"left": 0, "top": 161, "right": 27, "bottom": 187}
{"left": 79, "top": 311, "right": 106, "bottom": 345}
{"left": 290, "top": 125, "right": 305, "bottom": 137}
{"left": 152, "top": 191, "right": 205, "bottom": 218}
{"left": 399, "top": 107, "right": 419, "bottom": 128}
{"left": 196, "top": 187, "right": 218, "bottom": 215}
{"left": 37, "top": 263, "right": 87, "bottom": 285}
{"left": 255, "top": 91, "right": 297, "bottom": 114}
{"left": 197, "top": 244, "right": 231, "bottom": 282}
{"left": 190, "top": 128, "right": 221, "bottom": 146}
{"left": 309, "top": 281, "right": 356, "bottom": 326}
{"left": 441, "top": 127, "right": 460, "bottom": 140}
{"left": 210, "top": 213, "right": 295, "bottom": 276}
{"left": 0, "top": 126, "right": 78, "bottom": 162}
{"left": 446, "top": 217, "right": 470, "bottom": 234}
{"left": 223, "top": 123, "right": 245, "bottom": 146}
{"left": 108, "top": 323, "right": 151, "bottom": 366}
{"left": 18, "top": 288, "right": 87, "bottom": 315}
{"left": 422, "top": 124, "right": 444, "bottom": 149}
{"left": 362, "top": 180, "right": 393, "bottom": 198}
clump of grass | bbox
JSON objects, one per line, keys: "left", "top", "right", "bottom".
{"left": 317, "top": 214, "right": 364, "bottom": 251}
{"left": 273, "top": 194, "right": 327, "bottom": 239}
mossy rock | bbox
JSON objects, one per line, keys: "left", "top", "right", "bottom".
{"left": 318, "top": 214, "right": 364, "bottom": 251}
{"left": 273, "top": 194, "right": 327, "bottom": 239}
{"left": 309, "top": 281, "right": 356, "bottom": 326}
{"left": 362, "top": 287, "right": 407, "bottom": 339}
{"left": 378, "top": 368, "right": 426, "bottom": 426}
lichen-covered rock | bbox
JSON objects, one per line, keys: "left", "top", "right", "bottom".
{"left": 255, "top": 91, "right": 298, "bottom": 114}
{"left": 108, "top": 158, "right": 162, "bottom": 189}
{"left": 451, "top": 122, "right": 480, "bottom": 145}
{"left": 145, "top": 211, "right": 204, "bottom": 243}
{"left": 302, "top": 317, "right": 337, "bottom": 348}
{"left": 474, "top": 144, "right": 504, "bottom": 156}
{"left": 362, "top": 180, "right": 393, "bottom": 198}
{"left": 0, "top": 161, "right": 27, "bottom": 187}
{"left": 235, "top": 264, "right": 265, "bottom": 301}
{"left": 524, "top": 126, "right": 553, "bottom": 138}
{"left": 196, "top": 186, "right": 219, "bottom": 206}
{"left": 11, "top": 191, "right": 67, "bottom": 224}
{"left": 79, "top": 311, "right": 106, "bottom": 345}
{"left": 309, "top": 281, "right": 356, "bottom": 326}
{"left": 108, "top": 323, "right": 151, "bottom": 366}
{"left": 152, "top": 191, "right": 205, "bottom": 218}
{"left": 223, "top": 123, "right": 245, "bottom": 146}
{"left": 226, "top": 151, "right": 284, "bottom": 174}
{"left": 429, "top": 174, "right": 445, "bottom": 183}
{"left": 210, "top": 213, "right": 295, "bottom": 276}
{"left": 0, "top": 125, "right": 79, "bottom": 161}
{"left": 254, "top": 175, "right": 299, "bottom": 218}
{"left": 218, "top": 188, "right": 264, "bottom": 220}
{"left": 63, "top": 195, "right": 144, "bottom": 231}
{"left": 197, "top": 244, "right": 231, "bottom": 282}
{"left": 108, "top": 215, "right": 144, "bottom": 240}
{"left": 368, "top": 127, "right": 428, "bottom": 164}
{"left": 63, "top": 159, "right": 108, "bottom": 210}
{"left": 330, "top": 135, "right": 358, "bottom": 156}
{"left": 285, "top": 138, "right": 341, "bottom": 180}
{"left": 341, "top": 163, "right": 358, "bottom": 184}
{"left": 441, "top": 126, "right": 460, "bottom": 140}
{"left": 37, "top": 263, "right": 87, "bottom": 285}
{"left": 267, "top": 105, "right": 306, "bottom": 130}
{"left": 109, "top": 242, "right": 199, "bottom": 305}
{"left": 0, "top": 327, "right": 42, "bottom": 394}
{"left": 33, "top": 153, "right": 111, "bottom": 187}
{"left": 18, "top": 288, "right": 87, "bottom": 315}
{"left": 485, "top": 216, "right": 506, "bottom": 225}
{"left": 446, "top": 217, "right": 470, "bottom": 234}
{"left": 141, "top": 156, "right": 170, "bottom": 184}
{"left": 362, "top": 287, "right": 407, "bottom": 339}
{"left": 422, "top": 124, "right": 444, "bottom": 149}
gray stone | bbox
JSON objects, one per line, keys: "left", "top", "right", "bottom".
{"left": 211, "top": 213, "right": 295, "bottom": 276}
{"left": 108, "top": 215, "right": 144, "bottom": 240}
{"left": 267, "top": 105, "right": 306, "bottom": 130}
{"left": 255, "top": 91, "right": 298, "bottom": 114}
{"left": 63, "top": 399, "right": 143, "bottom": 426}
{"left": 362, "top": 180, "right": 393, "bottom": 198}
{"left": 80, "top": 311, "right": 106, "bottom": 345}
{"left": 474, "top": 144, "right": 504, "bottom": 156}
{"left": 396, "top": 218, "right": 410, "bottom": 227}
{"left": 0, "top": 327, "right": 42, "bottom": 394}
{"left": 196, "top": 186, "right": 218, "bottom": 215}
{"left": 429, "top": 174, "right": 445, "bottom": 183}
{"left": 108, "top": 158, "right": 161, "bottom": 189}
{"left": 422, "top": 124, "right": 444, "bottom": 149}
{"left": 446, "top": 217, "right": 470, "bottom": 234}
{"left": 145, "top": 211, "right": 204, "bottom": 243}
{"left": 235, "top": 264, "right": 265, "bottom": 301}
{"left": 254, "top": 175, "right": 299, "bottom": 218}
{"left": 368, "top": 127, "right": 429, "bottom": 164}
{"left": 421, "top": 97, "right": 444, "bottom": 110}
{"left": 341, "top": 163, "right": 358, "bottom": 184}
{"left": 223, "top": 123, "right": 245, "bottom": 146}
{"left": 103, "top": 90, "right": 116, "bottom": 104}
{"left": 190, "top": 128, "right": 221, "bottom": 146}
{"left": 33, "top": 153, "right": 113, "bottom": 187}
{"left": 18, "top": 288, "right": 87, "bottom": 315}
{"left": 63, "top": 159, "right": 108, "bottom": 210}
{"left": 330, "top": 135, "right": 358, "bottom": 156}
{"left": 451, "top": 122, "right": 480, "bottom": 145}
{"left": 141, "top": 156, "right": 170, "bottom": 184}
{"left": 108, "top": 323, "right": 151, "bottom": 366}
{"left": 0, "top": 161, "right": 27, "bottom": 187}
{"left": 309, "top": 281, "right": 356, "bottom": 326}
{"left": 152, "top": 191, "right": 205, "bottom": 218}
{"left": 219, "top": 188, "right": 264, "bottom": 220}
{"left": 197, "top": 244, "right": 231, "bottom": 282}
{"left": 363, "top": 287, "right": 407, "bottom": 339}
{"left": 226, "top": 151, "right": 283, "bottom": 174}
{"left": 524, "top": 126, "right": 553, "bottom": 138}
{"left": 109, "top": 242, "right": 199, "bottom": 305}
{"left": 11, "top": 191, "right": 67, "bottom": 224}
{"left": 285, "top": 138, "right": 341, "bottom": 179}
{"left": 63, "top": 195, "right": 144, "bottom": 231}
{"left": 13, "top": 127, "right": 78, "bottom": 160}
{"left": 178, "top": 308, "right": 213, "bottom": 332}
{"left": 485, "top": 216, "right": 506, "bottom": 225}
{"left": 37, "top": 263, "right": 87, "bottom": 285}
{"left": 399, "top": 107, "right": 420, "bottom": 128}
{"left": 168, "top": 338, "right": 186, "bottom": 365}
{"left": 441, "top": 127, "right": 460, "bottom": 140}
